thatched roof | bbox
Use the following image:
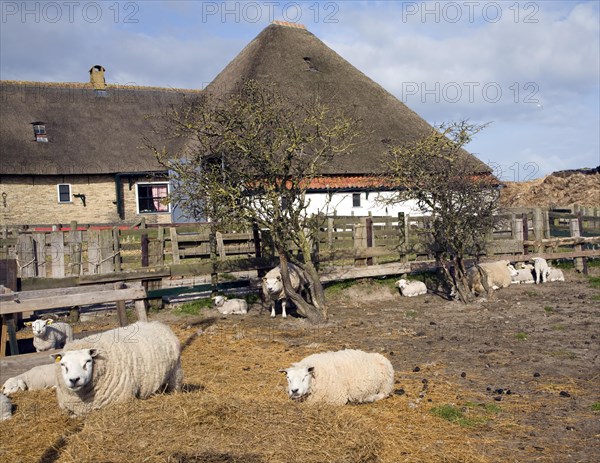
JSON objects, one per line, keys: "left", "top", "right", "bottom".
{"left": 205, "top": 22, "right": 492, "bottom": 175}
{"left": 0, "top": 81, "right": 198, "bottom": 175}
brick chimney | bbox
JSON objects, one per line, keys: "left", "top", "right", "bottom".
{"left": 89, "top": 65, "right": 106, "bottom": 90}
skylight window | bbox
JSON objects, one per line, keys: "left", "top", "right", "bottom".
{"left": 32, "top": 122, "right": 48, "bottom": 142}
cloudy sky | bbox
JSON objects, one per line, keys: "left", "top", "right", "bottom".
{"left": 1, "top": 0, "right": 598, "bottom": 181}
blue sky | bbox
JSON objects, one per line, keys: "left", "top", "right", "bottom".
{"left": 1, "top": 0, "right": 598, "bottom": 181}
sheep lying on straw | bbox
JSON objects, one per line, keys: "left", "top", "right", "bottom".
{"left": 52, "top": 321, "right": 183, "bottom": 416}
{"left": 1, "top": 363, "right": 56, "bottom": 396}
{"left": 280, "top": 349, "right": 394, "bottom": 405}
{"left": 395, "top": 279, "right": 427, "bottom": 297}
{"left": 26, "top": 319, "right": 73, "bottom": 352}
{"left": 212, "top": 295, "right": 248, "bottom": 314}
{"left": 467, "top": 260, "right": 515, "bottom": 296}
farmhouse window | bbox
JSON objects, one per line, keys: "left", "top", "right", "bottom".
{"left": 352, "top": 193, "right": 361, "bottom": 208}
{"left": 57, "top": 184, "right": 71, "bottom": 203}
{"left": 137, "top": 183, "right": 170, "bottom": 214}
{"left": 32, "top": 122, "right": 48, "bottom": 142}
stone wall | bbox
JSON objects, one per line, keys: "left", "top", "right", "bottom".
{"left": 0, "top": 174, "right": 172, "bottom": 226}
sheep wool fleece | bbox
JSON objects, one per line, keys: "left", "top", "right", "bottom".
{"left": 55, "top": 321, "right": 182, "bottom": 415}
{"left": 299, "top": 349, "right": 394, "bottom": 405}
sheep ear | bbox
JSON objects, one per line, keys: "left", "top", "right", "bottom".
{"left": 46, "top": 319, "right": 53, "bottom": 325}
{"left": 50, "top": 353, "right": 62, "bottom": 362}
{"left": 24, "top": 322, "right": 32, "bottom": 326}
{"left": 89, "top": 348, "right": 100, "bottom": 358}
{"left": 307, "top": 366, "right": 315, "bottom": 375}
{"left": 278, "top": 368, "right": 288, "bottom": 375}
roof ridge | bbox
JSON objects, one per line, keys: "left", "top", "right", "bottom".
{"left": 0, "top": 80, "right": 201, "bottom": 93}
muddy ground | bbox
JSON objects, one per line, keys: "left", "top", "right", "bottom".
{"left": 172, "top": 266, "right": 600, "bottom": 463}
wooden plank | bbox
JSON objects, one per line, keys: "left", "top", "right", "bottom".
{"left": 33, "top": 233, "right": 46, "bottom": 277}
{"left": 0, "top": 286, "right": 147, "bottom": 315}
{"left": 99, "top": 229, "right": 114, "bottom": 274}
{"left": 113, "top": 227, "right": 122, "bottom": 273}
{"left": 68, "top": 228, "right": 82, "bottom": 276}
{"left": 134, "top": 299, "right": 148, "bottom": 322}
{"left": 170, "top": 227, "right": 180, "bottom": 264}
{"left": 17, "top": 234, "right": 36, "bottom": 278}
{"left": 88, "top": 229, "right": 101, "bottom": 274}
{"left": 78, "top": 268, "right": 170, "bottom": 285}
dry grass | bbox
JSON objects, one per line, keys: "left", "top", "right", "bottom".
{"left": 1, "top": 323, "right": 542, "bottom": 463}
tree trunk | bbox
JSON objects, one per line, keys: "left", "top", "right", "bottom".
{"left": 277, "top": 250, "right": 325, "bottom": 324}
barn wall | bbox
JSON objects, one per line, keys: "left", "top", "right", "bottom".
{"left": 0, "top": 175, "right": 172, "bottom": 226}
{"left": 306, "top": 191, "right": 423, "bottom": 217}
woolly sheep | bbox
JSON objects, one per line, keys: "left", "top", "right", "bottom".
{"left": 1, "top": 363, "right": 56, "bottom": 396}
{"left": 507, "top": 264, "right": 535, "bottom": 285}
{"left": 25, "top": 319, "right": 73, "bottom": 352}
{"left": 395, "top": 279, "right": 427, "bottom": 297}
{"left": 262, "top": 263, "right": 308, "bottom": 318}
{"left": 547, "top": 268, "right": 565, "bottom": 282}
{"left": 280, "top": 349, "right": 394, "bottom": 405}
{"left": 51, "top": 321, "right": 183, "bottom": 416}
{"left": 530, "top": 257, "right": 549, "bottom": 284}
{"left": 467, "top": 260, "right": 515, "bottom": 296}
{"left": 212, "top": 295, "right": 248, "bottom": 315}
{"left": 0, "top": 393, "right": 12, "bottom": 421}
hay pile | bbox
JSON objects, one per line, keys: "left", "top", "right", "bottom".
{"left": 1, "top": 322, "right": 533, "bottom": 463}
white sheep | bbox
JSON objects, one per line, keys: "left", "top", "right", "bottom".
{"left": 467, "top": 260, "right": 515, "bottom": 296}
{"left": 547, "top": 268, "right": 565, "bottom": 282}
{"left": 507, "top": 264, "right": 535, "bottom": 285}
{"left": 0, "top": 393, "right": 12, "bottom": 421}
{"left": 262, "top": 263, "right": 308, "bottom": 318}
{"left": 530, "top": 257, "right": 550, "bottom": 284}
{"left": 212, "top": 295, "right": 248, "bottom": 315}
{"left": 25, "top": 319, "right": 73, "bottom": 352}
{"left": 51, "top": 321, "right": 183, "bottom": 416}
{"left": 395, "top": 279, "right": 427, "bottom": 297}
{"left": 1, "top": 363, "right": 57, "bottom": 396}
{"left": 280, "top": 349, "right": 394, "bottom": 405}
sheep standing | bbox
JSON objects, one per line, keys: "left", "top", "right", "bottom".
{"left": 395, "top": 279, "right": 427, "bottom": 297}
{"left": 212, "top": 295, "right": 248, "bottom": 315}
{"left": 262, "top": 263, "right": 308, "bottom": 318}
{"left": 547, "top": 268, "right": 565, "bottom": 282}
{"left": 1, "top": 363, "right": 56, "bottom": 396}
{"left": 467, "top": 260, "right": 514, "bottom": 296}
{"left": 0, "top": 393, "right": 12, "bottom": 421}
{"left": 280, "top": 349, "right": 394, "bottom": 405}
{"left": 508, "top": 264, "right": 535, "bottom": 285}
{"left": 531, "top": 257, "right": 550, "bottom": 284}
{"left": 26, "top": 319, "right": 73, "bottom": 352}
{"left": 52, "top": 321, "right": 183, "bottom": 416}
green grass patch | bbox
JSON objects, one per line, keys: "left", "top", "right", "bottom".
{"left": 173, "top": 298, "right": 212, "bottom": 316}
{"left": 551, "top": 324, "right": 565, "bottom": 331}
{"left": 430, "top": 404, "right": 490, "bottom": 427}
{"left": 324, "top": 279, "right": 357, "bottom": 298}
{"left": 588, "top": 276, "right": 600, "bottom": 289}
{"left": 592, "top": 402, "right": 600, "bottom": 411}
{"left": 526, "top": 290, "right": 540, "bottom": 298}
{"left": 515, "top": 331, "right": 528, "bottom": 341}
{"left": 591, "top": 294, "right": 600, "bottom": 301}
{"left": 543, "top": 306, "right": 554, "bottom": 314}
{"left": 548, "top": 350, "right": 577, "bottom": 360}
{"left": 404, "top": 309, "right": 419, "bottom": 319}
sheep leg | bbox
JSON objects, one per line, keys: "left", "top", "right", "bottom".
{"left": 363, "top": 392, "right": 387, "bottom": 403}
{"left": 281, "top": 300, "right": 287, "bottom": 318}
{"left": 270, "top": 302, "right": 276, "bottom": 318}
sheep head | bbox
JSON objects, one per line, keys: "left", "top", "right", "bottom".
{"left": 280, "top": 365, "right": 315, "bottom": 401}
{"left": 51, "top": 349, "right": 99, "bottom": 391}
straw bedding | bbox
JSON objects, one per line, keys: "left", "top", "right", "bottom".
{"left": 0, "top": 322, "right": 564, "bottom": 463}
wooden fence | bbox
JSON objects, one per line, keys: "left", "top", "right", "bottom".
{"left": 1, "top": 206, "right": 599, "bottom": 280}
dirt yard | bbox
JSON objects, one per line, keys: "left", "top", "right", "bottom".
{"left": 1, "top": 266, "right": 599, "bottom": 463}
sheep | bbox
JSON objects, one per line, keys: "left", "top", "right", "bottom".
{"left": 262, "top": 263, "right": 308, "bottom": 318}
{"left": 547, "top": 268, "right": 565, "bottom": 282}
{"left": 51, "top": 321, "right": 183, "bottom": 416}
{"left": 0, "top": 393, "right": 12, "bottom": 421}
{"left": 530, "top": 257, "right": 550, "bottom": 284}
{"left": 395, "top": 278, "right": 427, "bottom": 297}
{"left": 1, "top": 363, "right": 57, "bottom": 396}
{"left": 212, "top": 295, "right": 248, "bottom": 315}
{"left": 280, "top": 349, "right": 394, "bottom": 405}
{"left": 507, "top": 264, "right": 535, "bottom": 285}
{"left": 467, "top": 260, "right": 515, "bottom": 296}
{"left": 25, "top": 319, "right": 73, "bottom": 352}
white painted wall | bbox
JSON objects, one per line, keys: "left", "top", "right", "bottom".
{"left": 305, "top": 191, "right": 426, "bottom": 217}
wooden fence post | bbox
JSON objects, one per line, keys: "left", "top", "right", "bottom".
{"left": 522, "top": 213, "right": 529, "bottom": 255}
{"left": 354, "top": 220, "right": 367, "bottom": 266}
{"left": 50, "top": 230, "right": 65, "bottom": 278}
{"left": 533, "top": 208, "right": 545, "bottom": 253}
{"left": 365, "top": 216, "right": 374, "bottom": 266}
{"left": 113, "top": 227, "right": 121, "bottom": 273}
{"left": 571, "top": 215, "right": 588, "bottom": 274}
{"left": 141, "top": 234, "right": 149, "bottom": 267}
{"left": 170, "top": 227, "right": 180, "bottom": 264}
{"left": 68, "top": 222, "right": 82, "bottom": 276}
{"left": 327, "top": 217, "right": 334, "bottom": 263}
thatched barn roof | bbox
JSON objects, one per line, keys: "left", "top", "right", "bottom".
{"left": 206, "top": 22, "right": 492, "bottom": 175}
{"left": 0, "top": 81, "right": 198, "bottom": 175}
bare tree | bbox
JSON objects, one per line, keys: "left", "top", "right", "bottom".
{"left": 145, "top": 80, "right": 360, "bottom": 323}
{"left": 382, "top": 121, "right": 498, "bottom": 302}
